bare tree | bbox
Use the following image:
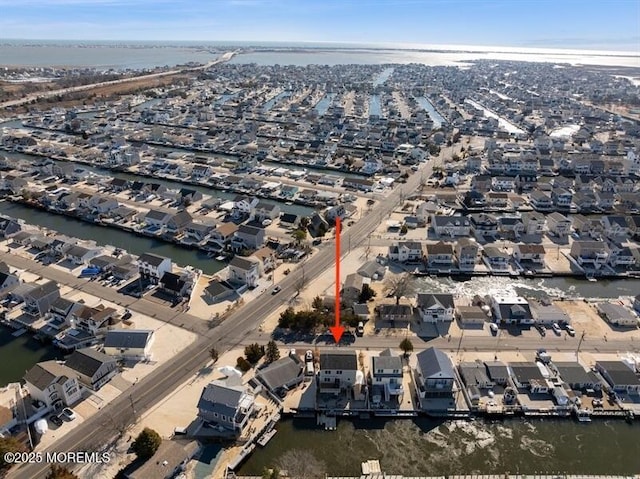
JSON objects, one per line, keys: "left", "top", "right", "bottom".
{"left": 294, "top": 269, "right": 308, "bottom": 297}
{"left": 274, "top": 449, "right": 325, "bottom": 479}
{"left": 383, "top": 273, "right": 415, "bottom": 305}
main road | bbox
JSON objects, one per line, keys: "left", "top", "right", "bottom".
{"left": 8, "top": 136, "right": 441, "bottom": 478}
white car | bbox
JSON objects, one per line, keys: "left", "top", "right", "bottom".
{"left": 61, "top": 408, "right": 77, "bottom": 421}
{"left": 489, "top": 323, "right": 499, "bottom": 333}
{"left": 564, "top": 324, "right": 576, "bottom": 336}
{"left": 551, "top": 323, "right": 562, "bottom": 335}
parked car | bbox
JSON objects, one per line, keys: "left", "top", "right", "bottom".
{"left": 304, "top": 350, "right": 314, "bottom": 362}
{"left": 489, "top": 323, "right": 499, "bottom": 334}
{"left": 535, "top": 324, "right": 546, "bottom": 337}
{"left": 61, "top": 408, "right": 77, "bottom": 421}
{"left": 356, "top": 321, "right": 364, "bottom": 336}
{"left": 49, "top": 414, "right": 63, "bottom": 427}
{"left": 551, "top": 323, "right": 562, "bottom": 335}
{"left": 564, "top": 324, "right": 576, "bottom": 336}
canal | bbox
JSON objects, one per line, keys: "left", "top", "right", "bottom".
{"left": 0, "top": 327, "right": 60, "bottom": 386}
{"left": 239, "top": 417, "right": 640, "bottom": 476}
{"left": 0, "top": 200, "right": 225, "bottom": 275}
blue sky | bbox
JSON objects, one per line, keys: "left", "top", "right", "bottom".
{"left": 1, "top": 0, "right": 638, "bottom": 51}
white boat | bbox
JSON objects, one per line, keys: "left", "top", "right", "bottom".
{"left": 576, "top": 409, "right": 592, "bottom": 422}
{"left": 257, "top": 428, "right": 277, "bottom": 447}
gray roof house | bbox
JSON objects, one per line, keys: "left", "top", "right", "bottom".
{"left": 64, "top": 348, "right": 119, "bottom": 391}
{"left": 23, "top": 280, "right": 60, "bottom": 318}
{"left": 197, "top": 378, "right": 255, "bottom": 434}
{"left": 256, "top": 355, "right": 305, "bottom": 394}
{"left": 103, "top": 329, "right": 155, "bottom": 361}
{"left": 414, "top": 347, "right": 455, "bottom": 399}
{"left": 595, "top": 361, "right": 640, "bottom": 394}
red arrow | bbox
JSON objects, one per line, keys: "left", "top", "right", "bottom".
{"left": 329, "top": 216, "right": 344, "bottom": 344}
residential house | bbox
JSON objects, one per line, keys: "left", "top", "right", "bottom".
{"left": 64, "top": 245, "right": 101, "bottom": 265}
{"left": 483, "top": 246, "right": 510, "bottom": 271}
{"left": 455, "top": 306, "right": 488, "bottom": 326}
{"left": 143, "top": 209, "right": 172, "bottom": 230}
{"left": 521, "top": 212, "right": 546, "bottom": 236}
{"left": 178, "top": 188, "right": 203, "bottom": 205}
{"left": 0, "top": 270, "right": 19, "bottom": 295}
{"left": 387, "top": 241, "right": 424, "bottom": 263}
{"left": 454, "top": 238, "right": 479, "bottom": 271}
{"left": 251, "top": 247, "right": 277, "bottom": 273}
{"left": 371, "top": 349, "right": 404, "bottom": 401}
{"left": 253, "top": 202, "right": 281, "bottom": 222}
{"left": 23, "top": 281, "right": 60, "bottom": 317}
{"left": 555, "top": 362, "right": 601, "bottom": 391}
{"left": 256, "top": 355, "right": 305, "bottom": 395}
{"left": 90, "top": 197, "right": 119, "bottom": 215}
{"left": 0, "top": 216, "right": 21, "bottom": 238}
{"left": 203, "top": 279, "right": 236, "bottom": 304}
{"left": 343, "top": 177, "right": 374, "bottom": 192}
{"left": 485, "top": 192, "right": 509, "bottom": 209}
{"left": 159, "top": 271, "right": 192, "bottom": 299}
{"left": 184, "top": 220, "right": 215, "bottom": 243}
{"left": 137, "top": 253, "right": 172, "bottom": 283}
{"left": 551, "top": 188, "right": 573, "bottom": 208}
{"left": 233, "top": 225, "right": 265, "bottom": 250}
{"left": 498, "top": 216, "right": 525, "bottom": 238}
{"left": 570, "top": 241, "right": 609, "bottom": 269}
{"left": 64, "top": 348, "right": 118, "bottom": 391}
{"left": 626, "top": 216, "right": 640, "bottom": 239}
{"left": 23, "top": 361, "right": 83, "bottom": 409}
{"left": 417, "top": 293, "right": 455, "bottom": 322}
{"left": 377, "top": 304, "right": 413, "bottom": 323}
{"left": 165, "top": 211, "right": 193, "bottom": 236}
{"left": 512, "top": 244, "right": 546, "bottom": 265}
{"left": 595, "top": 191, "right": 616, "bottom": 210}
{"left": 44, "top": 298, "right": 82, "bottom": 334}
{"left": 547, "top": 212, "right": 572, "bottom": 237}
{"left": 414, "top": 348, "right": 456, "bottom": 399}
{"left": 208, "top": 223, "right": 239, "bottom": 249}
{"left": 430, "top": 215, "right": 471, "bottom": 238}
{"left": 608, "top": 245, "right": 636, "bottom": 268}
{"left": 426, "top": 242, "right": 454, "bottom": 269}
{"left": 471, "top": 175, "right": 492, "bottom": 193}
{"left": 596, "top": 303, "right": 638, "bottom": 327}
{"left": 342, "top": 273, "right": 364, "bottom": 305}
{"left": 197, "top": 378, "right": 255, "bottom": 433}
{"left": 492, "top": 176, "right": 515, "bottom": 192}
{"left": 103, "top": 329, "right": 154, "bottom": 361}
{"left": 232, "top": 196, "right": 259, "bottom": 218}
{"left": 595, "top": 361, "right": 640, "bottom": 394}
{"left": 228, "top": 256, "right": 261, "bottom": 288}
{"left": 601, "top": 216, "right": 630, "bottom": 238}
{"left": 530, "top": 301, "right": 570, "bottom": 325}
{"left": 279, "top": 213, "right": 300, "bottom": 229}
{"left": 469, "top": 213, "right": 499, "bottom": 240}
{"left": 510, "top": 363, "right": 549, "bottom": 393}
{"left": 490, "top": 295, "right": 533, "bottom": 324}
{"left": 319, "top": 352, "right": 359, "bottom": 393}
{"left": 72, "top": 304, "right": 117, "bottom": 334}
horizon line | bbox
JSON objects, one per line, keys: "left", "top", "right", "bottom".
{"left": 1, "top": 38, "right": 638, "bottom": 56}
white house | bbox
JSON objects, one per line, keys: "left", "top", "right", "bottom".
{"left": 137, "top": 253, "right": 172, "bottom": 283}
{"left": 547, "top": 212, "right": 572, "bottom": 237}
{"left": 416, "top": 293, "right": 455, "bottom": 322}
{"left": 228, "top": 256, "right": 261, "bottom": 288}
{"left": 388, "top": 241, "right": 424, "bottom": 262}
{"left": 319, "top": 352, "right": 359, "bottom": 394}
{"left": 23, "top": 361, "right": 83, "bottom": 409}
{"left": 430, "top": 215, "right": 471, "bottom": 237}
{"left": 371, "top": 349, "right": 404, "bottom": 402}
{"left": 103, "top": 329, "right": 155, "bottom": 361}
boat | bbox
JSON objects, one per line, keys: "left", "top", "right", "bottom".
{"left": 11, "top": 328, "right": 27, "bottom": 337}
{"left": 256, "top": 428, "right": 277, "bottom": 447}
{"left": 576, "top": 408, "right": 592, "bottom": 422}
{"left": 215, "top": 255, "right": 227, "bottom": 261}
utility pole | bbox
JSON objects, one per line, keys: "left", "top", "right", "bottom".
{"left": 576, "top": 331, "right": 586, "bottom": 359}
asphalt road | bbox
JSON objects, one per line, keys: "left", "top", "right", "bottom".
{"left": 8, "top": 145, "right": 441, "bottom": 479}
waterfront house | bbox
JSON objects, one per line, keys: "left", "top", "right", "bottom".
{"left": 595, "top": 191, "right": 616, "bottom": 210}
{"left": 341, "top": 273, "right": 364, "bottom": 305}
{"left": 159, "top": 271, "right": 192, "bottom": 299}
{"left": 469, "top": 213, "right": 499, "bottom": 240}
{"left": 608, "top": 245, "right": 636, "bottom": 268}
{"left": 137, "top": 253, "right": 172, "bottom": 283}
{"left": 416, "top": 293, "right": 455, "bottom": 323}
{"left": 426, "top": 242, "right": 454, "bottom": 269}
{"left": 485, "top": 192, "right": 509, "bottom": 209}
{"left": 529, "top": 300, "right": 571, "bottom": 325}
{"left": 471, "top": 175, "right": 492, "bottom": 193}
{"left": 109, "top": 206, "right": 137, "bottom": 223}
{"left": 509, "top": 363, "right": 549, "bottom": 393}
{"left": 521, "top": 212, "right": 546, "bottom": 236}
{"left": 492, "top": 176, "right": 515, "bottom": 192}
{"left": 228, "top": 256, "right": 261, "bottom": 288}
{"left": 279, "top": 213, "right": 300, "bottom": 229}
{"left": 388, "top": 241, "right": 424, "bottom": 263}
{"left": 459, "top": 361, "right": 494, "bottom": 392}
{"left": 377, "top": 304, "right": 413, "bottom": 323}
{"left": 319, "top": 351, "right": 359, "bottom": 394}
{"left": 251, "top": 247, "right": 277, "bottom": 273}
{"left": 43, "top": 298, "right": 82, "bottom": 334}
{"left": 143, "top": 209, "right": 172, "bottom": 231}
{"left": 64, "top": 348, "right": 118, "bottom": 391}
{"left": 485, "top": 361, "right": 510, "bottom": 386}
{"left": 596, "top": 303, "right": 638, "bottom": 327}
{"left": 490, "top": 295, "right": 533, "bottom": 324}
{"left": 23, "top": 361, "right": 82, "bottom": 409}
{"left": 343, "top": 177, "right": 374, "bottom": 192}
{"left": 23, "top": 281, "right": 60, "bottom": 318}
{"left": 184, "top": 220, "right": 215, "bottom": 243}
{"left": 11, "top": 231, "right": 37, "bottom": 246}
{"left": 177, "top": 188, "right": 202, "bottom": 205}
{"left": 191, "top": 164, "right": 210, "bottom": 180}
{"left": 208, "top": 223, "right": 239, "bottom": 249}
{"left": 72, "top": 304, "right": 117, "bottom": 334}
{"left": 232, "top": 195, "right": 259, "bottom": 218}
{"left": 197, "top": 377, "right": 255, "bottom": 433}
{"left": 455, "top": 306, "right": 487, "bottom": 327}
{"left": 546, "top": 212, "right": 572, "bottom": 238}
{"left": 555, "top": 362, "right": 601, "bottom": 391}
{"left": 0, "top": 216, "right": 21, "bottom": 238}
{"left": 371, "top": 349, "right": 404, "bottom": 402}
{"left": 414, "top": 347, "right": 455, "bottom": 400}
{"left": 64, "top": 245, "right": 101, "bottom": 265}
{"left": 430, "top": 215, "right": 471, "bottom": 238}
{"left": 203, "top": 279, "right": 236, "bottom": 304}
{"left": 103, "top": 329, "right": 154, "bottom": 361}
{"left": 569, "top": 241, "right": 609, "bottom": 269}
{"left": 165, "top": 211, "right": 193, "bottom": 236}
{"left": 512, "top": 244, "right": 546, "bottom": 265}
{"left": 454, "top": 238, "right": 479, "bottom": 271}
{"left": 108, "top": 178, "right": 129, "bottom": 192}
{"left": 256, "top": 355, "right": 305, "bottom": 396}
{"left": 574, "top": 191, "right": 597, "bottom": 212}
{"left": 595, "top": 361, "right": 640, "bottom": 394}
{"left": 600, "top": 215, "right": 630, "bottom": 239}
{"left": 482, "top": 246, "right": 510, "bottom": 271}
{"left": 233, "top": 224, "right": 265, "bottom": 250}
{"left": 90, "top": 197, "right": 119, "bottom": 216}
{"left": 551, "top": 188, "right": 573, "bottom": 208}
{"left": 626, "top": 216, "right": 640, "bottom": 239}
